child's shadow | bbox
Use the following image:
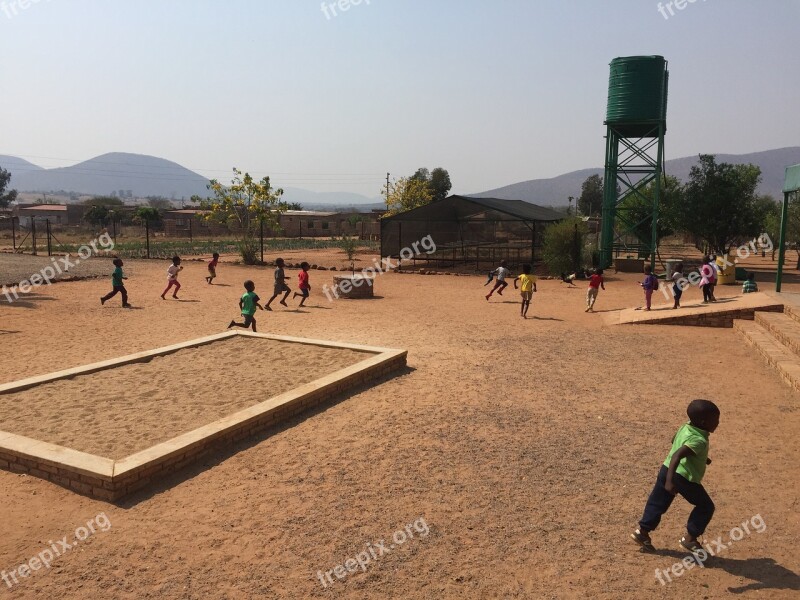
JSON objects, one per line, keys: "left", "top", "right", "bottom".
{"left": 654, "top": 550, "right": 800, "bottom": 593}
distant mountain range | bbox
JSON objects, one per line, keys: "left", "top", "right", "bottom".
{"left": 473, "top": 147, "right": 800, "bottom": 206}
{"left": 2, "top": 147, "right": 798, "bottom": 209}
{"left": 0, "top": 152, "right": 383, "bottom": 206}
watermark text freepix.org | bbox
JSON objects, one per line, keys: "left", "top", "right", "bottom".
{"left": 1, "top": 0, "right": 52, "bottom": 20}
{"left": 321, "top": 234, "right": 436, "bottom": 301}
{"left": 657, "top": 0, "right": 707, "bottom": 21}
{"left": 321, "top": 0, "right": 369, "bottom": 20}
{"left": 316, "top": 516, "right": 430, "bottom": 588}
{"left": 2, "top": 512, "right": 112, "bottom": 589}
{"left": 655, "top": 514, "right": 766, "bottom": 585}
{"left": 1, "top": 233, "right": 114, "bottom": 303}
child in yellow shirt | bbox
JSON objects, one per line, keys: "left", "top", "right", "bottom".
{"left": 513, "top": 264, "right": 537, "bottom": 319}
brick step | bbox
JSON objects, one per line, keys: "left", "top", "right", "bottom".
{"left": 755, "top": 312, "right": 800, "bottom": 358}
{"left": 733, "top": 320, "right": 800, "bottom": 393}
{"left": 784, "top": 304, "right": 800, "bottom": 326}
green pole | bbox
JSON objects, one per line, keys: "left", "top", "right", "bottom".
{"left": 651, "top": 123, "right": 664, "bottom": 273}
{"left": 776, "top": 191, "right": 789, "bottom": 292}
{"left": 599, "top": 128, "right": 619, "bottom": 269}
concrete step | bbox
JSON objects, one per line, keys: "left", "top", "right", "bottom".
{"left": 734, "top": 320, "right": 800, "bottom": 393}
{"left": 754, "top": 312, "right": 800, "bottom": 358}
{"left": 784, "top": 304, "right": 800, "bottom": 326}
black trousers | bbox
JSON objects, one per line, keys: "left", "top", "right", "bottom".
{"left": 102, "top": 285, "right": 128, "bottom": 306}
{"left": 639, "top": 465, "right": 715, "bottom": 538}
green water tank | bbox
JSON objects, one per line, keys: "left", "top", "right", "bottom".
{"left": 606, "top": 56, "right": 668, "bottom": 136}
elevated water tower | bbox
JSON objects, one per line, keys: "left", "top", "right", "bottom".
{"left": 599, "top": 56, "right": 669, "bottom": 269}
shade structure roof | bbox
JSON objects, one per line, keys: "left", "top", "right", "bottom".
{"left": 381, "top": 195, "right": 564, "bottom": 223}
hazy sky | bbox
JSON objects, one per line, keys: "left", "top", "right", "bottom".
{"left": 1, "top": 0, "right": 798, "bottom": 198}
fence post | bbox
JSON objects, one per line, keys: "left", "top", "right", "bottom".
{"left": 11, "top": 216, "right": 16, "bottom": 250}
{"left": 145, "top": 219, "right": 151, "bottom": 259}
{"left": 46, "top": 219, "right": 52, "bottom": 256}
{"left": 260, "top": 219, "right": 264, "bottom": 264}
{"left": 189, "top": 217, "right": 193, "bottom": 242}
{"left": 32, "top": 219, "right": 37, "bottom": 256}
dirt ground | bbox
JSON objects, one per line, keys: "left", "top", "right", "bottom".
{"left": 0, "top": 252, "right": 798, "bottom": 599}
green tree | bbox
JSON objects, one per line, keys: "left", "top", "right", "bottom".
{"left": 410, "top": 168, "right": 430, "bottom": 184}
{"left": 676, "top": 155, "right": 764, "bottom": 255}
{"left": 134, "top": 206, "right": 162, "bottom": 225}
{"left": 383, "top": 176, "right": 433, "bottom": 216}
{"left": 762, "top": 196, "right": 782, "bottom": 261}
{"left": 286, "top": 202, "right": 303, "bottom": 210}
{"left": 198, "top": 168, "right": 286, "bottom": 264}
{"left": 429, "top": 167, "right": 452, "bottom": 202}
{"left": 84, "top": 205, "right": 110, "bottom": 226}
{"left": 408, "top": 167, "right": 452, "bottom": 202}
{"left": 542, "top": 217, "right": 588, "bottom": 275}
{"left": 578, "top": 174, "right": 603, "bottom": 217}
{"left": 0, "top": 168, "right": 18, "bottom": 208}
{"left": 617, "top": 174, "right": 683, "bottom": 245}
{"left": 339, "top": 235, "right": 359, "bottom": 261}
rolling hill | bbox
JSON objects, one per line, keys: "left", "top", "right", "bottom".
{"left": 473, "top": 147, "right": 800, "bottom": 207}
{"left": 2, "top": 147, "right": 798, "bottom": 208}
{"left": 0, "top": 152, "right": 383, "bottom": 205}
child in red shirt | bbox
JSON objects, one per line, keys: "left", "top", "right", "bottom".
{"left": 293, "top": 262, "right": 311, "bottom": 307}
{"left": 206, "top": 252, "right": 219, "bottom": 284}
{"left": 585, "top": 268, "right": 605, "bottom": 312}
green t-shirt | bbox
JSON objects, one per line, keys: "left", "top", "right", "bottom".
{"left": 241, "top": 291, "right": 259, "bottom": 316}
{"left": 663, "top": 422, "right": 709, "bottom": 483}
{"left": 112, "top": 266, "right": 124, "bottom": 287}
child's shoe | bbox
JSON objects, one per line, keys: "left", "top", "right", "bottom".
{"left": 630, "top": 529, "right": 655, "bottom": 552}
{"left": 679, "top": 536, "right": 704, "bottom": 554}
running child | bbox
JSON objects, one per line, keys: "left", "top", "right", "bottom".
{"left": 585, "top": 268, "right": 605, "bottom": 312}
{"left": 265, "top": 257, "right": 291, "bottom": 310}
{"left": 206, "top": 252, "right": 220, "bottom": 284}
{"left": 513, "top": 264, "right": 536, "bottom": 318}
{"left": 161, "top": 256, "right": 183, "bottom": 300}
{"left": 228, "top": 280, "right": 262, "bottom": 332}
{"left": 699, "top": 257, "right": 714, "bottom": 304}
{"left": 631, "top": 399, "right": 720, "bottom": 553}
{"left": 640, "top": 265, "right": 659, "bottom": 311}
{"left": 100, "top": 258, "right": 131, "bottom": 308}
{"left": 671, "top": 263, "right": 685, "bottom": 309}
{"left": 293, "top": 261, "right": 311, "bottom": 307}
{"left": 485, "top": 260, "right": 511, "bottom": 300}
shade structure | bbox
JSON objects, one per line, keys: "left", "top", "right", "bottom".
{"left": 380, "top": 195, "right": 564, "bottom": 269}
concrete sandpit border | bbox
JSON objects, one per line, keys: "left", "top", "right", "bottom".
{"left": 0, "top": 330, "right": 407, "bottom": 501}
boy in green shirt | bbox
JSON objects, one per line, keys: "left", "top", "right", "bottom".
{"left": 100, "top": 258, "right": 131, "bottom": 308}
{"left": 631, "top": 399, "right": 720, "bottom": 553}
{"left": 228, "top": 280, "right": 263, "bottom": 332}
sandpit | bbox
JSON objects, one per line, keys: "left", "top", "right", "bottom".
{"left": 0, "top": 335, "right": 369, "bottom": 459}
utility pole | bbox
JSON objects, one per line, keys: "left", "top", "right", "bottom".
{"left": 386, "top": 172, "right": 390, "bottom": 200}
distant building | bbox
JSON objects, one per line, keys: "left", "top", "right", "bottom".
{"left": 163, "top": 209, "right": 380, "bottom": 239}
{"left": 14, "top": 204, "right": 69, "bottom": 227}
